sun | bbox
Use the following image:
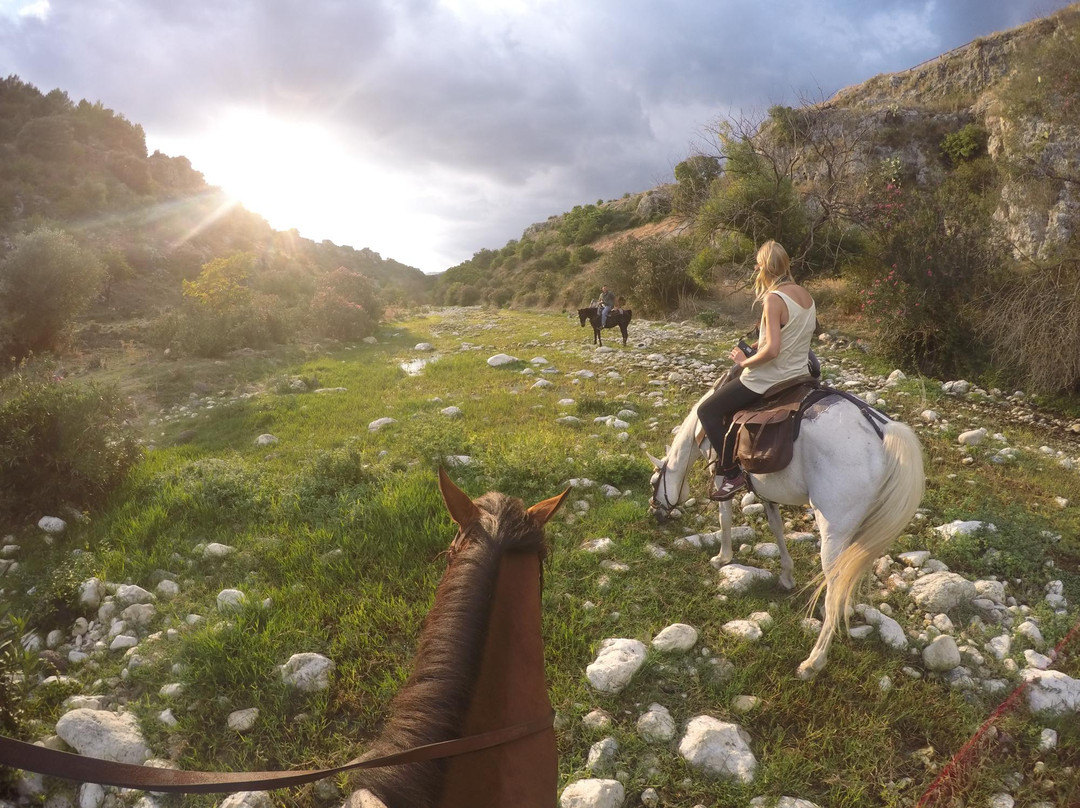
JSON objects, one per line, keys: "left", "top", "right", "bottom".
{"left": 198, "top": 109, "right": 347, "bottom": 223}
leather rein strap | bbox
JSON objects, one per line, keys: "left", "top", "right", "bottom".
{"left": 0, "top": 712, "right": 554, "bottom": 794}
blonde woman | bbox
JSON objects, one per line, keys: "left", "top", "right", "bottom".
{"left": 699, "top": 240, "right": 817, "bottom": 500}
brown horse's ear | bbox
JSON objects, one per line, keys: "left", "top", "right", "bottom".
{"left": 438, "top": 468, "right": 481, "bottom": 527}
{"left": 527, "top": 487, "right": 571, "bottom": 527}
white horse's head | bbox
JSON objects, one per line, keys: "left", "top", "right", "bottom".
{"left": 647, "top": 398, "right": 710, "bottom": 521}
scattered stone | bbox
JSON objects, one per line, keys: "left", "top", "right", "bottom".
{"left": 440, "top": 406, "right": 462, "bottom": 417}
{"left": 279, "top": 653, "right": 335, "bottom": 692}
{"left": 957, "top": 428, "right": 987, "bottom": 446}
{"left": 204, "top": 542, "right": 236, "bottom": 559}
{"left": 651, "top": 623, "right": 698, "bottom": 653}
{"left": 367, "top": 418, "right": 396, "bottom": 432}
{"left": 923, "top": 635, "right": 961, "bottom": 672}
{"left": 582, "top": 710, "right": 612, "bottom": 731}
{"left": 56, "top": 709, "right": 151, "bottom": 764}
{"left": 714, "top": 564, "right": 775, "bottom": 593}
{"left": 586, "top": 638, "right": 647, "bottom": 694}
{"left": 581, "top": 538, "right": 614, "bottom": 554}
{"left": 486, "top": 353, "right": 519, "bottom": 367}
{"left": 115, "top": 585, "right": 154, "bottom": 607}
{"left": 227, "top": 708, "right": 259, "bottom": 732}
{"left": 217, "top": 589, "right": 247, "bottom": 612}
{"left": 637, "top": 703, "right": 675, "bottom": 743}
{"left": 722, "top": 620, "right": 762, "bottom": 641}
{"left": 254, "top": 434, "right": 279, "bottom": 446}
{"left": 909, "top": 572, "right": 977, "bottom": 612}
{"left": 678, "top": 716, "right": 757, "bottom": 783}
{"left": 586, "top": 737, "right": 618, "bottom": 775}
{"left": 559, "top": 779, "right": 625, "bottom": 808}
{"left": 38, "top": 516, "right": 67, "bottom": 534}
{"left": 1020, "top": 669, "right": 1080, "bottom": 716}
{"left": 731, "top": 695, "right": 761, "bottom": 714}
{"left": 219, "top": 793, "right": 274, "bottom": 808}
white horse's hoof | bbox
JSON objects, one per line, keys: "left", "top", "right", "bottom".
{"left": 779, "top": 575, "right": 796, "bottom": 591}
{"left": 795, "top": 661, "right": 818, "bottom": 681}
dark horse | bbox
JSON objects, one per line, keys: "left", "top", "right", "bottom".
{"left": 577, "top": 306, "right": 632, "bottom": 346}
{"left": 345, "top": 469, "right": 569, "bottom": 807}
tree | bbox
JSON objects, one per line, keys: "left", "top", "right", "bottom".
{"left": 0, "top": 227, "right": 104, "bottom": 361}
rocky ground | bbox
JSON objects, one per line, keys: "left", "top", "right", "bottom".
{"left": 2, "top": 309, "right": 1078, "bottom": 808}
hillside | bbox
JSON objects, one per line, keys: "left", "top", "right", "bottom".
{"left": 431, "top": 3, "right": 1080, "bottom": 396}
{"left": 0, "top": 76, "right": 429, "bottom": 348}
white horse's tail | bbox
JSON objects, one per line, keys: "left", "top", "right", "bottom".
{"left": 811, "top": 420, "right": 925, "bottom": 633}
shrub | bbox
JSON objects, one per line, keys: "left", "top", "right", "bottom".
{"left": 572, "top": 245, "right": 600, "bottom": 265}
{"left": 0, "top": 227, "right": 105, "bottom": 362}
{"left": 940, "top": 124, "right": 988, "bottom": 165}
{"left": 597, "top": 236, "right": 700, "bottom": 316}
{"left": 0, "top": 361, "right": 141, "bottom": 521}
{"left": 310, "top": 267, "right": 382, "bottom": 340}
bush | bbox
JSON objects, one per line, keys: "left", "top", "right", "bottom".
{"left": 940, "top": 124, "right": 988, "bottom": 165}
{"left": 0, "top": 361, "right": 141, "bottom": 521}
{"left": 310, "top": 267, "right": 382, "bottom": 340}
{"left": 0, "top": 227, "right": 105, "bottom": 362}
{"left": 597, "top": 236, "right": 700, "bottom": 316}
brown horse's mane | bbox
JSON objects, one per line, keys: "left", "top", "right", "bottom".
{"left": 351, "top": 492, "right": 548, "bottom": 807}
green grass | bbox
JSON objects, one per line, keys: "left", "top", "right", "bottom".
{"left": 4, "top": 308, "right": 1080, "bottom": 806}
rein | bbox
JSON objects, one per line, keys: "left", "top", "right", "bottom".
{"left": 0, "top": 712, "right": 554, "bottom": 794}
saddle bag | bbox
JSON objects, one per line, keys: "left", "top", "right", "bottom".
{"left": 722, "top": 377, "right": 819, "bottom": 475}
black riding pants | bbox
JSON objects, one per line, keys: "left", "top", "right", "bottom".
{"left": 697, "top": 377, "right": 763, "bottom": 472}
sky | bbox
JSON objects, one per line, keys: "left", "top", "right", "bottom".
{"left": 1, "top": 0, "right": 1074, "bottom": 274}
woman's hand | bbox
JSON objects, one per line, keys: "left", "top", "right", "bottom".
{"left": 730, "top": 347, "right": 747, "bottom": 366}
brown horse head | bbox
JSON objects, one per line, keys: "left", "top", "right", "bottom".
{"left": 345, "top": 472, "right": 568, "bottom": 808}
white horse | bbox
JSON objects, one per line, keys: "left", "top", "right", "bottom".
{"left": 648, "top": 383, "right": 925, "bottom": 679}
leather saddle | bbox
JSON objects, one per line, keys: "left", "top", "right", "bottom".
{"left": 722, "top": 375, "right": 822, "bottom": 475}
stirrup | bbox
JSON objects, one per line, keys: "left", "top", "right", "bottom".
{"left": 709, "top": 471, "right": 746, "bottom": 501}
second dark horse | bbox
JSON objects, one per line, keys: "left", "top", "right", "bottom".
{"left": 577, "top": 306, "right": 632, "bottom": 347}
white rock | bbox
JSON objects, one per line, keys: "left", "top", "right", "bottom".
{"left": 637, "top": 703, "right": 676, "bottom": 743}
{"left": 1021, "top": 669, "right": 1080, "bottom": 716}
{"left": 204, "top": 542, "right": 235, "bottom": 558}
{"left": 722, "top": 620, "right": 762, "bottom": 641}
{"left": 56, "top": 709, "right": 151, "bottom": 764}
{"left": 556, "top": 416, "right": 582, "bottom": 426}
{"left": 487, "top": 353, "right": 519, "bottom": 367}
{"left": 1016, "top": 620, "right": 1044, "bottom": 647}
{"left": 731, "top": 695, "right": 761, "bottom": 714}
{"left": 652, "top": 623, "right": 699, "bottom": 653}
{"left": 121, "top": 603, "right": 155, "bottom": 628}
{"left": 582, "top": 709, "right": 612, "bottom": 730}
{"left": 227, "top": 708, "right": 260, "bottom": 732}
{"left": 156, "top": 580, "right": 180, "bottom": 600}
{"left": 749, "top": 798, "right": 821, "bottom": 808}
{"left": 414, "top": 342, "right": 434, "bottom": 351}
{"left": 678, "top": 716, "right": 757, "bottom": 783}
{"left": 586, "top": 737, "right": 618, "bottom": 775}
{"left": 559, "top": 779, "right": 625, "bottom": 808}
{"left": 957, "top": 428, "right": 987, "bottom": 446}
{"left": 581, "top": 538, "right": 614, "bottom": 554}
{"left": 753, "top": 543, "right": 780, "bottom": 559}
{"left": 158, "top": 709, "right": 178, "bottom": 728}
{"left": 986, "top": 634, "right": 1012, "bottom": 661}
{"left": 974, "top": 579, "right": 1006, "bottom": 605}
{"left": 1024, "top": 649, "right": 1053, "bottom": 670}
{"left": 934, "top": 520, "right": 996, "bottom": 540}
{"left": 586, "top": 638, "right": 647, "bottom": 694}
{"left": 219, "top": 793, "right": 274, "bottom": 808}
{"left": 897, "top": 551, "right": 930, "bottom": 568}
{"left": 987, "top": 797, "right": 1014, "bottom": 808}
{"left": 217, "top": 589, "right": 247, "bottom": 612}
{"left": 109, "top": 635, "right": 138, "bottom": 651}
{"left": 440, "top": 406, "right": 462, "bottom": 418}
{"left": 115, "top": 585, "right": 154, "bottom": 607}
{"left": 742, "top": 504, "right": 765, "bottom": 517}
{"left": 279, "top": 653, "right": 334, "bottom": 692}
{"left": 367, "top": 418, "right": 396, "bottom": 432}
{"left": 532, "top": 379, "right": 555, "bottom": 390}
{"left": 79, "top": 578, "right": 106, "bottom": 610}
{"left": 923, "top": 635, "right": 961, "bottom": 671}
{"left": 858, "top": 606, "right": 908, "bottom": 651}
{"left": 1040, "top": 728, "right": 1058, "bottom": 750}
{"left": 801, "top": 618, "right": 822, "bottom": 635}
{"left": 557, "top": 398, "right": 575, "bottom": 406}
{"left": 254, "top": 434, "right": 278, "bottom": 446}
{"left": 920, "top": 410, "right": 939, "bottom": 423}
{"left": 38, "top": 516, "right": 67, "bottom": 534}
{"left": 909, "top": 572, "right": 977, "bottom": 612}
{"left": 444, "top": 455, "right": 472, "bottom": 467}
{"left": 79, "top": 782, "right": 106, "bottom": 808}
{"left": 714, "top": 564, "right": 774, "bottom": 593}
{"left": 159, "top": 683, "right": 184, "bottom": 698}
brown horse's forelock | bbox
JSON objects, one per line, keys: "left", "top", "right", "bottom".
{"left": 351, "top": 493, "right": 547, "bottom": 807}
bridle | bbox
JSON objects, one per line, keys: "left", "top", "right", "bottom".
{"left": 0, "top": 711, "right": 554, "bottom": 794}
{"left": 649, "top": 458, "right": 679, "bottom": 520}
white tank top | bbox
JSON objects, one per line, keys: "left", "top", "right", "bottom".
{"left": 740, "top": 290, "right": 816, "bottom": 394}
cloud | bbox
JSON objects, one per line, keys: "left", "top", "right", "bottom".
{"left": 1, "top": 0, "right": 1075, "bottom": 271}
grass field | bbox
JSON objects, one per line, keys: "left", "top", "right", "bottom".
{"left": 5, "top": 307, "right": 1080, "bottom": 807}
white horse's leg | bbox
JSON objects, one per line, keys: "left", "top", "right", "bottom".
{"left": 796, "top": 509, "right": 861, "bottom": 679}
{"left": 716, "top": 499, "right": 734, "bottom": 565}
{"left": 764, "top": 502, "right": 794, "bottom": 590}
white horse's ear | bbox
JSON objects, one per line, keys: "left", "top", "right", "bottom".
{"left": 646, "top": 452, "right": 664, "bottom": 469}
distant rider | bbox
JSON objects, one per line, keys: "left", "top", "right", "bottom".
{"left": 598, "top": 285, "right": 616, "bottom": 327}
